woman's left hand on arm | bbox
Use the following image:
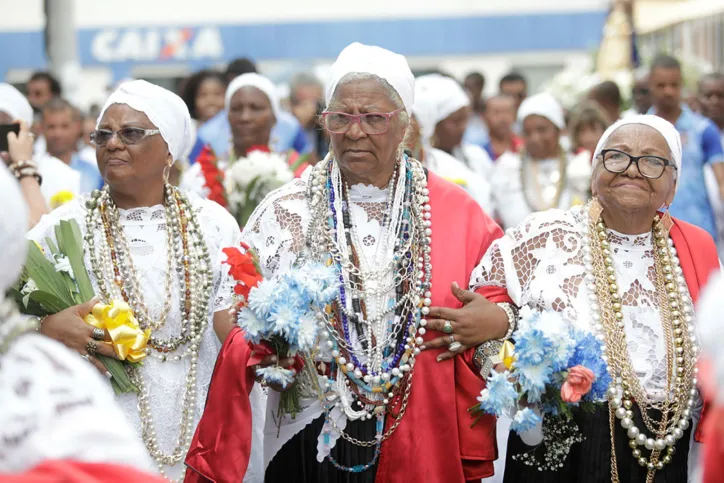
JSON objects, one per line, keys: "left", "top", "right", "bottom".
{"left": 213, "top": 307, "right": 237, "bottom": 344}
{"left": 421, "top": 282, "right": 509, "bottom": 362}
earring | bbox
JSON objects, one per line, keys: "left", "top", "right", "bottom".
{"left": 163, "top": 160, "right": 173, "bottom": 184}
{"left": 660, "top": 208, "right": 674, "bottom": 233}
{"left": 588, "top": 197, "right": 603, "bottom": 221}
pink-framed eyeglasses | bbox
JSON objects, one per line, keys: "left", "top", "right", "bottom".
{"left": 321, "top": 108, "right": 404, "bottom": 135}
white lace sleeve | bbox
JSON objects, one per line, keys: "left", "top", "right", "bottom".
{"left": 241, "top": 176, "right": 310, "bottom": 277}
{"left": 194, "top": 197, "right": 243, "bottom": 313}
{"left": 0, "top": 333, "right": 154, "bottom": 473}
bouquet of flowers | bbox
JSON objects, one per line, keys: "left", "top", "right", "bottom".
{"left": 471, "top": 307, "right": 611, "bottom": 470}
{"left": 225, "top": 245, "right": 338, "bottom": 418}
{"left": 198, "top": 145, "right": 306, "bottom": 227}
{"left": 11, "top": 219, "right": 148, "bottom": 394}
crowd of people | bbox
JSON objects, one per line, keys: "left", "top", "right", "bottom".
{"left": 1, "top": 40, "right": 724, "bottom": 483}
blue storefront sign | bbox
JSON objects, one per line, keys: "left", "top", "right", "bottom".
{"left": 0, "top": 11, "right": 607, "bottom": 79}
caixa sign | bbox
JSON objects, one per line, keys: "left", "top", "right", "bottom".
{"left": 90, "top": 27, "right": 224, "bottom": 63}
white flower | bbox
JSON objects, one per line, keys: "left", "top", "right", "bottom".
{"left": 295, "top": 313, "right": 319, "bottom": 352}
{"left": 237, "top": 308, "right": 268, "bottom": 343}
{"left": 256, "top": 365, "right": 296, "bottom": 388}
{"left": 247, "top": 279, "right": 279, "bottom": 319}
{"left": 21, "top": 278, "right": 38, "bottom": 307}
{"left": 53, "top": 256, "right": 75, "bottom": 279}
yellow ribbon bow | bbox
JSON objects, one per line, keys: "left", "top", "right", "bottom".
{"left": 84, "top": 300, "right": 150, "bottom": 363}
{"left": 49, "top": 190, "right": 75, "bottom": 209}
{"left": 498, "top": 340, "right": 516, "bottom": 370}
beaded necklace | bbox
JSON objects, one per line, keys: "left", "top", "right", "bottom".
{"left": 84, "top": 186, "right": 214, "bottom": 480}
{"left": 305, "top": 156, "right": 432, "bottom": 472}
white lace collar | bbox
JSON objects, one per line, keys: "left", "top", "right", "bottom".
{"left": 606, "top": 227, "right": 653, "bottom": 251}
{"left": 348, "top": 183, "right": 389, "bottom": 203}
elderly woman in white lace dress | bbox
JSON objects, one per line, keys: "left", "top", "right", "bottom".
{"left": 467, "top": 115, "right": 719, "bottom": 482}
{"left": 25, "top": 80, "right": 242, "bottom": 481}
{"left": 0, "top": 164, "right": 165, "bottom": 481}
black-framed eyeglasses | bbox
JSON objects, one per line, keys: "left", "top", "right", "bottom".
{"left": 599, "top": 149, "right": 677, "bottom": 179}
{"left": 90, "top": 127, "right": 161, "bottom": 146}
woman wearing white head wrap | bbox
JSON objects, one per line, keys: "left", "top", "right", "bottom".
{"left": 411, "top": 74, "right": 494, "bottom": 213}
{"left": 180, "top": 72, "right": 309, "bottom": 204}
{"left": 468, "top": 113, "right": 719, "bottom": 482}
{"left": 0, "top": 165, "right": 165, "bottom": 481}
{"left": 0, "top": 83, "right": 81, "bottom": 209}
{"left": 214, "top": 41, "right": 506, "bottom": 483}
{"left": 25, "top": 79, "right": 245, "bottom": 480}
{"left": 491, "top": 92, "right": 592, "bottom": 229}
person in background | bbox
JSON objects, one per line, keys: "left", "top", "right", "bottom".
{"left": 568, "top": 101, "right": 611, "bottom": 155}
{"left": 623, "top": 68, "right": 651, "bottom": 118}
{"left": 80, "top": 111, "right": 97, "bottom": 149}
{"left": 647, "top": 53, "right": 724, "bottom": 244}
{"left": 491, "top": 92, "right": 591, "bottom": 229}
{"left": 180, "top": 70, "right": 227, "bottom": 127}
{"left": 25, "top": 71, "right": 62, "bottom": 112}
{"left": 289, "top": 71, "right": 328, "bottom": 160}
{"left": 40, "top": 98, "right": 103, "bottom": 194}
{"left": 196, "top": 59, "right": 310, "bottom": 160}
{"left": 588, "top": 80, "right": 622, "bottom": 123}
{"left": 684, "top": 88, "right": 702, "bottom": 113}
{"left": 698, "top": 72, "right": 724, "bottom": 257}
{"left": 482, "top": 94, "right": 523, "bottom": 161}
{"left": 0, "top": 83, "right": 80, "bottom": 207}
{"left": 499, "top": 72, "right": 528, "bottom": 112}
{"left": 414, "top": 74, "right": 494, "bottom": 179}
{"left": 463, "top": 71, "right": 489, "bottom": 148}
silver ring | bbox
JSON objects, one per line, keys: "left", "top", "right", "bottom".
{"left": 92, "top": 328, "right": 105, "bottom": 341}
{"left": 85, "top": 340, "right": 98, "bottom": 356}
{"left": 81, "top": 354, "right": 90, "bottom": 361}
{"left": 448, "top": 334, "right": 455, "bottom": 344}
{"left": 448, "top": 341, "right": 463, "bottom": 353}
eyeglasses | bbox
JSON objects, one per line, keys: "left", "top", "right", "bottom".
{"left": 321, "top": 108, "right": 403, "bottom": 135}
{"left": 599, "top": 149, "right": 677, "bottom": 179}
{"left": 90, "top": 127, "right": 161, "bottom": 146}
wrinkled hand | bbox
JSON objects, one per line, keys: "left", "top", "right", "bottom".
{"left": 420, "top": 282, "right": 509, "bottom": 362}
{"left": 40, "top": 297, "right": 115, "bottom": 374}
{"left": 3, "top": 120, "right": 34, "bottom": 165}
{"left": 253, "top": 352, "right": 297, "bottom": 393}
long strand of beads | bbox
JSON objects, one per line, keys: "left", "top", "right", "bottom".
{"left": 582, "top": 205, "right": 698, "bottom": 478}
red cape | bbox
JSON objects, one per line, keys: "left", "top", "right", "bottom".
{"left": 185, "top": 327, "right": 255, "bottom": 483}
{"left": 0, "top": 461, "right": 166, "bottom": 483}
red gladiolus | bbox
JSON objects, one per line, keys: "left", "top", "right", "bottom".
{"left": 197, "top": 145, "right": 228, "bottom": 208}
{"left": 222, "top": 246, "right": 263, "bottom": 303}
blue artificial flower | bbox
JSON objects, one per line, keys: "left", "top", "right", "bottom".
{"left": 514, "top": 360, "right": 553, "bottom": 403}
{"left": 256, "top": 365, "right": 296, "bottom": 388}
{"left": 478, "top": 370, "right": 518, "bottom": 416}
{"left": 510, "top": 407, "right": 542, "bottom": 434}
{"left": 515, "top": 328, "right": 552, "bottom": 366}
{"left": 247, "top": 279, "right": 280, "bottom": 319}
{"left": 268, "top": 302, "right": 300, "bottom": 341}
{"left": 237, "top": 308, "right": 268, "bottom": 344}
{"left": 567, "top": 330, "right": 612, "bottom": 401}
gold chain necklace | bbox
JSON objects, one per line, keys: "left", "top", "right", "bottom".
{"left": 519, "top": 147, "right": 568, "bottom": 212}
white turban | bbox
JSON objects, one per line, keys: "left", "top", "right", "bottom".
{"left": 413, "top": 74, "right": 471, "bottom": 142}
{"left": 593, "top": 114, "right": 682, "bottom": 196}
{"left": 225, "top": 73, "right": 281, "bottom": 124}
{"left": 517, "top": 92, "right": 565, "bottom": 130}
{"left": 0, "top": 164, "right": 28, "bottom": 296}
{"left": 0, "top": 83, "right": 33, "bottom": 126}
{"left": 326, "top": 42, "right": 415, "bottom": 115}
{"left": 97, "top": 80, "right": 192, "bottom": 163}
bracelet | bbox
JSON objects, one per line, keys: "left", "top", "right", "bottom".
{"left": 9, "top": 160, "right": 38, "bottom": 171}
{"left": 12, "top": 166, "right": 42, "bottom": 186}
{"left": 473, "top": 303, "right": 519, "bottom": 376}
{"left": 33, "top": 315, "right": 48, "bottom": 332}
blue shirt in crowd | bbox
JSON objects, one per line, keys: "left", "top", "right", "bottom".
{"left": 71, "top": 151, "right": 104, "bottom": 194}
{"left": 649, "top": 104, "right": 724, "bottom": 241}
{"left": 196, "top": 110, "right": 311, "bottom": 159}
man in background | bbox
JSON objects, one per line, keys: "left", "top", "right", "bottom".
{"left": 648, "top": 54, "right": 724, "bottom": 243}
{"left": 40, "top": 98, "right": 103, "bottom": 193}
{"left": 698, "top": 72, "right": 724, "bottom": 256}
{"left": 289, "top": 71, "right": 327, "bottom": 160}
{"left": 499, "top": 72, "right": 528, "bottom": 112}
{"left": 482, "top": 94, "right": 522, "bottom": 161}
{"left": 463, "top": 71, "right": 489, "bottom": 148}
{"left": 26, "top": 72, "right": 62, "bottom": 112}
{"left": 622, "top": 69, "right": 651, "bottom": 118}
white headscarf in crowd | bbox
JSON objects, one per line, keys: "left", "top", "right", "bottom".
{"left": 517, "top": 92, "right": 565, "bottom": 130}
{"left": 325, "top": 42, "right": 415, "bottom": 115}
{"left": 225, "top": 73, "right": 281, "bottom": 124}
{"left": 413, "top": 74, "right": 471, "bottom": 142}
{"left": 0, "top": 83, "right": 34, "bottom": 126}
{"left": 0, "top": 164, "right": 28, "bottom": 299}
{"left": 593, "top": 114, "right": 682, "bottom": 196}
{"left": 97, "top": 79, "right": 192, "bottom": 163}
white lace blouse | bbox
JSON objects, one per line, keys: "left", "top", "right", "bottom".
{"left": 26, "top": 192, "right": 241, "bottom": 480}
{"left": 470, "top": 206, "right": 672, "bottom": 398}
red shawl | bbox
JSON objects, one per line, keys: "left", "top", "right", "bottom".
{"left": 0, "top": 461, "right": 166, "bottom": 482}
{"left": 185, "top": 172, "right": 504, "bottom": 482}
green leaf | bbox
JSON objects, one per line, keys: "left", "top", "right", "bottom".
{"left": 24, "top": 241, "right": 76, "bottom": 307}
{"left": 57, "top": 220, "right": 95, "bottom": 303}
{"left": 98, "top": 355, "right": 139, "bottom": 393}
{"left": 44, "top": 237, "right": 60, "bottom": 258}
{"left": 7, "top": 287, "right": 49, "bottom": 316}
{"left": 28, "top": 290, "right": 69, "bottom": 314}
